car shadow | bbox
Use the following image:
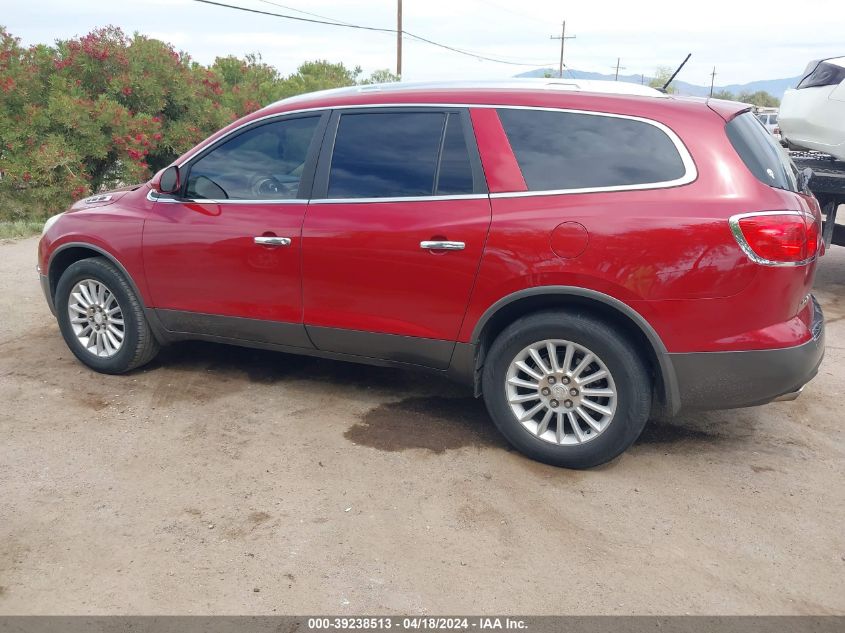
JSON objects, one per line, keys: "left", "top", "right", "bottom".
{"left": 143, "top": 340, "right": 754, "bottom": 458}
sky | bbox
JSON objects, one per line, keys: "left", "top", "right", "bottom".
{"left": 2, "top": 0, "right": 843, "bottom": 87}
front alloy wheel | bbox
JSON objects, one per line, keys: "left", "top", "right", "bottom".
{"left": 55, "top": 257, "right": 159, "bottom": 374}
{"left": 67, "top": 279, "right": 126, "bottom": 358}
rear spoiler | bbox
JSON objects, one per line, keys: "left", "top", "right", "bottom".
{"left": 706, "top": 98, "right": 753, "bottom": 122}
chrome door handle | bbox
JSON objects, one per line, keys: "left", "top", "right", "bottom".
{"left": 420, "top": 240, "right": 465, "bottom": 251}
{"left": 254, "top": 236, "right": 291, "bottom": 247}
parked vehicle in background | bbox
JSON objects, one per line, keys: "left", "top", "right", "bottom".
{"left": 756, "top": 108, "right": 781, "bottom": 141}
{"left": 37, "top": 80, "right": 825, "bottom": 468}
{"left": 780, "top": 57, "right": 845, "bottom": 247}
{"left": 780, "top": 57, "right": 845, "bottom": 159}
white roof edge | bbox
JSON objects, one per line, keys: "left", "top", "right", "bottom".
{"left": 275, "top": 78, "right": 668, "bottom": 106}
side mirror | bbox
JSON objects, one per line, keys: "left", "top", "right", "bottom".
{"left": 158, "top": 165, "right": 181, "bottom": 194}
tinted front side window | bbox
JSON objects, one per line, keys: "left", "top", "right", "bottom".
{"left": 328, "top": 112, "right": 475, "bottom": 198}
{"left": 186, "top": 116, "right": 320, "bottom": 200}
{"left": 497, "top": 108, "right": 687, "bottom": 191}
{"left": 726, "top": 112, "right": 799, "bottom": 192}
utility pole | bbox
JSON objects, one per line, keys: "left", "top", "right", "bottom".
{"left": 550, "top": 21, "right": 576, "bottom": 78}
{"left": 613, "top": 57, "right": 626, "bottom": 80}
{"left": 709, "top": 66, "right": 717, "bottom": 97}
{"left": 396, "top": 0, "right": 402, "bottom": 77}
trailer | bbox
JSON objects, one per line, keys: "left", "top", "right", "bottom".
{"left": 790, "top": 150, "right": 845, "bottom": 248}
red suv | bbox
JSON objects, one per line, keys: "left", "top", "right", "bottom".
{"left": 37, "top": 81, "right": 825, "bottom": 468}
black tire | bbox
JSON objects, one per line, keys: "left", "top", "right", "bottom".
{"left": 481, "top": 310, "right": 651, "bottom": 469}
{"left": 55, "top": 257, "right": 159, "bottom": 374}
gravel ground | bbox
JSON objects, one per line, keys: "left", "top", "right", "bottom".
{"left": 0, "top": 235, "right": 843, "bottom": 615}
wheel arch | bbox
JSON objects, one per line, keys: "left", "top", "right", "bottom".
{"left": 48, "top": 243, "right": 147, "bottom": 311}
{"left": 470, "top": 287, "right": 681, "bottom": 417}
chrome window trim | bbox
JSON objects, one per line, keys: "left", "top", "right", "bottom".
{"left": 146, "top": 189, "right": 489, "bottom": 205}
{"left": 147, "top": 190, "right": 307, "bottom": 204}
{"left": 163, "top": 102, "right": 697, "bottom": 203}
{"left": 310, "top": 193, "right": 489, "bottom": 204}
{"left": 728, "top": 210, "right": 818, "bottom": 267}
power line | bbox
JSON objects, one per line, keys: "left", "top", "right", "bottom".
{"left": 255, "top": 0, "right": 356, "bottom": 26}
{"left": 190, "top": 0, "right": 555, "bottom": 67}
{"left": 194, "top": 0, "right": 390, "bottom": 33}
{"left": 403, "top": 29, "right": 551, "bottom": 67}
{"left": 257, "top": 0, "right": 555, "bottom": 67}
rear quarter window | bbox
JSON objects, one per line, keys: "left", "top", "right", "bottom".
{"left": 726, "top": 112, "right": 799, "bottom": 192}
{"left": 497, "top": 108, "right": 688, "bottom": 192}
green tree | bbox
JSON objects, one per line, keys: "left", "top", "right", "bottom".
{"left": 710, "top": 89, "right": 735, "bottom": 100}
{"left": 0, "top": 26, "right": 383, "bottom": 220}
{"left": 361, "top": 68, "right": 401, "bottom": 85}
{"left": 282, "top": 60, "right": 361, "bottom": 97}
{"left": 648, "top": 66, "right": 678, "bottom": 94}
{"left": 736, "top": 90, "right": 780, "bottom": 108}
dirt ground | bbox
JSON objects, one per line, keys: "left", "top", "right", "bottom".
{"left": 0, "top": 235, "right": 843, "bottom": 615}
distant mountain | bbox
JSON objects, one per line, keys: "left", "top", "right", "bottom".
{"left": 515, "top": 68, "right": 801, "bottom": 99}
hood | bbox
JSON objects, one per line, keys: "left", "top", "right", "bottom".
{"left": 68, "top": 184, "right": 144, "bottom": 212}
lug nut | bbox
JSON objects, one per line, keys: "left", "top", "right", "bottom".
{"left": 550, "top": 399, "right": 559, "bottom": 408}
{"left": 562, "top": 376, "right": 570, "bottom": 385}
{"left": 564, "top": 399, "right": 573, "bottom": 408}
{"left": 541, "top": 387, "right": 551, "bottom": 396}
{"left": 548, "top": 376, "right": 556, "bottom": 385}
{"left": 570, "top": 388, "right": 578, "bottom": 396}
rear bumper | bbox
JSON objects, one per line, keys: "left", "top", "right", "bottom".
{"left": 669, "top": 296, "right": 825, "bottom": 410}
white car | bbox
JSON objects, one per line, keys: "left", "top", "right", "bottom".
{"left": 756, "top": 110, "right": 781, "bottom": 141}
{"left": 779, "top": 56, "right": 845, "bottom": 160}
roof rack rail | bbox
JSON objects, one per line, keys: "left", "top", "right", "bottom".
{"left": 276, "top": 78, "right": 668, "bottom": 106}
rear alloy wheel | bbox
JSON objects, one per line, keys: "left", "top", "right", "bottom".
{"left": 505, "top": 339, "right": 617, "bottom": 445}
{"left": 482, "top": 311, "right": 651, "bottom": 468}
{"left": 55, "top": 257, "right": 159, "bottom": 374}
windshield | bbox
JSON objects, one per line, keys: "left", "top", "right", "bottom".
{"left": 726, "top": 112, "right": 799, "bottom": 192}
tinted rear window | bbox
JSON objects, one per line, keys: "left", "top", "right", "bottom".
{"left": 726, "top": 112, "right": 799, "bottom": 192}
{"left": 497, "top": 108, "right": 687, "bottom": 191}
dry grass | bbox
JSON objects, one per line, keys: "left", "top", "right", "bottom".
{"left": 0, "top": 219, "right": 43, "bottom": 239}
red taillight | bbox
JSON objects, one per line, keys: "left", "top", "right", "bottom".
{"left": 730, "top": 211, "right": 819, "bottom": 265}
{"left": 805, "top": 213, "right": 821, "bottom": 258}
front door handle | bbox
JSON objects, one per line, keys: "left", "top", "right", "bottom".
{"left": 254, "top": 236, "right": 291, "bottom": 247}
{"left": 420, "top": 240, "right": 465, "bottom": 251}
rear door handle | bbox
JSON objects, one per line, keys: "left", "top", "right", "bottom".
{"left": 254, "top": 236, "right": 291, "bottom": 247}
{"left": 420, "top": 240, "right": 465, "bottom": 251}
